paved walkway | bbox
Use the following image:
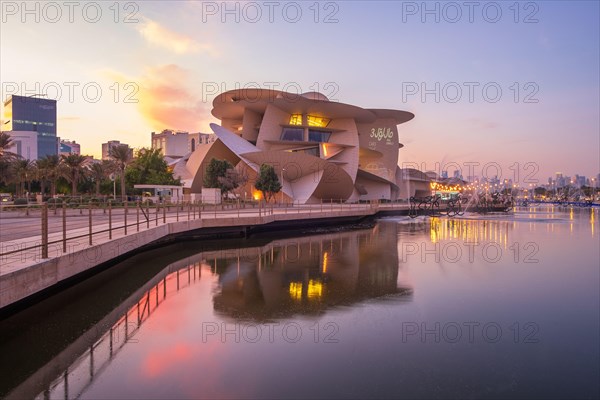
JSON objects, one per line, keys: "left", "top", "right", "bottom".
{"left": 0, "top": 203, "right": 408, "bottom": 276}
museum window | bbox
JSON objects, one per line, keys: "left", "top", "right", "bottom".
{"left": 308, "top": 130, "right": 331, "bottom": 143}
{"left": 280, "top": 128, "right": 304, "bottom": 141}
{"left": 306, "top": 115, "right": 330, "bottom": 127}
{"left": 289, "top": 114, "right": 303, "bottom": 125}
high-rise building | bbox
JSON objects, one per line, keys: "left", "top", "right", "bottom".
{"left": 3, "top": 95, "right": 58, "bottom": 158}
{"left": 102, "top": 140, "right": 132, "bottom": 160}
{"left": 59, "top": 139, "right": 81, "bottom": 156}
{"left": 3, "top": 130, "right": 38, "bottom": 160}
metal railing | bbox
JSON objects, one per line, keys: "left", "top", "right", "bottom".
{"left": 0, "top": 199, "right": 395, "bottom": 263}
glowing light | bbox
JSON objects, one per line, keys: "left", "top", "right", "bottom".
{"left": 289, "top": 282, "right": 302, "bottom": 301}
{"left": 289, "top": 114, "right": 302, "bottom": 125}
{"left": 307, "top": 280, "right": 323, "bottom": 299}
{"left": 253, "top": 191, "right": 262, "bottom": 200}
{"left": 322, "top": 144, "right": 328, "bottom": 157}
{"left": 322, "top": 251, "right": 328, "bottom": 273}
{"left": 307, "top": 115, "right": 330, "bottom": 127}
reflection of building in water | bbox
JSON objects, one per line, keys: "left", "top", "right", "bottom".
{"left": 11, "top": 226, "right": 412, "bottom": 399}
{"left": 212, "top": 224, "right": 412, "bottom": 320}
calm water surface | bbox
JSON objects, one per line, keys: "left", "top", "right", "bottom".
{"left": 1, "top": 205, "right": 598, "bottom": 399}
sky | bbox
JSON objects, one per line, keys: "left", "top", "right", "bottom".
{"left": 1, "top": 0, "right": 599, "bottom": 183}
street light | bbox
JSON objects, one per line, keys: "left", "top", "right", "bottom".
{"left": 109, "top": 173, "right": 116, "bottom": 199}
{"left": 280, "top": 168, "right": 286, "bottom": 204}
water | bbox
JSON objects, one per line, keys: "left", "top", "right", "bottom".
{"left": 1, "top": 205, "right": 598, "bottom": 399}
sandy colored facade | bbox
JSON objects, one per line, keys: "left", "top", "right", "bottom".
{"left": 180, "top": 89, "right": 418, "bottom": 203}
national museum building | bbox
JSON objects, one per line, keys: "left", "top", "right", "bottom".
{"left": 177, "top": 89, "right": 416, "bottom": 203}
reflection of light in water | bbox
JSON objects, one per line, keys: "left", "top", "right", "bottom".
{"left": 307, "top": 280, "right": 323, "bottom": 299}
{"left": 289, "top": 282, "right": 302, "bottom": 301}
{"left": 322, "top": 251, "right": 328, "bottom": 273}
{"left": 428, "top": 218, "right": 511, "bottom": 246}
{"left": 430, "top": 217, "right": 440, "bottom": 243}
{"left": 288, "top": 280, "right": 324, "bottom": 301}
{"left": 32, "top": 262, "right": 205, "bottom": 399}
{"left": 591, "top": 210, "right": 595, "bottom": 237}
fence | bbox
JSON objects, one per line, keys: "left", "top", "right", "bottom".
{"left": 0, "top": 199, "right": 395, "bottom": 264}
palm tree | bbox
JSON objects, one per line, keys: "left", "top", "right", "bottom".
{"left": 0, "top": 132, "right": 17, "bottom": 186}
{"left": 36, "top": 155, "right": 61, "bottom": 197}
{"left": 36, "top": 156, "right": 50, "bottom": 195}
{"left": 109, "top": 144, "right": 133, "bottom": 200}
{"left": 61, "top": 154, "right": 90, "bottom": 196}
{"left": 0, "top": 132, "right": 16, "bottom": 161}
{"left": 88, "top": 160, "right": 115, "bottom": 196}
{"left": 11, "top": 159, "right": 36, "bottom": 197}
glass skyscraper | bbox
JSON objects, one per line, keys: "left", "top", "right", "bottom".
{"left": 3, "top": 95, "right": 58, "bottom": 158}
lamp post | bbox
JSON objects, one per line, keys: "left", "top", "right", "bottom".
{"left": 280, "top": 168, "right": 285, "bottom": 204}
{"left": 110, "top": 173, "right": 116, "bottom": 199}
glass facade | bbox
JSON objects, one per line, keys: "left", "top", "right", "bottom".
{"left": 308, "top": 130, "right": 331, "bottom": 143}
{"left": 306, "top": 115, "right": 330, "bottom": 127}
{"left": 289, "top": 114, "right": 303, "bottom": 125}
{"left": 280, "top": 128, "right": 304, "bottom": 141}
{"left": 4, "top": 95, "right": 57, "bottom": 158}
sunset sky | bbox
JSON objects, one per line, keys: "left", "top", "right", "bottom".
{"left": 1, "top": 1, "right": 598, "bottom": 182}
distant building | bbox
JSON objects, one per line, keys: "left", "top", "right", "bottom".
{"left": 425, "top": 171, "right": 439, "bottom": 181}
{"left": 151, "top": 130, "right": 217, "bottom": 158}
{"left": 3, "top": 95, "right": 58, "bottom": 158}
{"left": 4, "top": 130, "right": 38, "bottom": 160}
{"left": 59, "top": 139, "right": 81, "bottom": 156}
{"left": 102, "top": 140, "right": 132, "bottom": 160}
{"left": 151, "top": 130, "right": 190, "bottom": 158}
{"left": 396, "top": 168, "right": 431, "bottom": 199}
{"left": 188, "top": 132, "right": 216, "bottom": 152}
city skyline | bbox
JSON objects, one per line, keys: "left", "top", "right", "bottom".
{"left": 1, "top": 1, "right": 598, "bottom": 180}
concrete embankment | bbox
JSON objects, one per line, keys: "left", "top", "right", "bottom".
{"left": 1, "top": 207, "right": 407, "bottom": 314}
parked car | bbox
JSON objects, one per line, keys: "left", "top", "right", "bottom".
{"left": 0, "top": 193, "right": 13, "bottom": 203}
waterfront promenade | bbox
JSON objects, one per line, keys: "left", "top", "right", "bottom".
{"left": 0, "top": 201, "right": 409, "bottom": 311}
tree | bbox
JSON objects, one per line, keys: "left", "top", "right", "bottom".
{"left": 36, "top": 154, "right": 61, "bottom": 196}
{"left": 89, "top": 160, "right": 116, "bottom": 196}
{"left": 204, "top": 159, "right": 232, "bottom": 189}
{"left": 254, "top": 164, "right": 281, "bottom": 203}
{"left": 0, "top": 132, "right": 17, "bottom": 187}
{"left": 61, "top": 154, "right": 90, "bottom": 196}
{"left": 134, "top": 148, "right": 165, "bottom": 181}
{"left": 11, "top": 159, "right": 36, "bottom": 197}
{"left": 125, "top": 147, "right": 180, "bottom": 190}
{"left": 110, "top": 144, "right": 133, "bottom": 200}
{"left": 0, "top": 132, "right": 17, "bottom": 160}
{"left": 203, "top": 158, "right": 245, "bottom": 199}
{"left": 218, "top": 168, "right": 246, "bottom": 199}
